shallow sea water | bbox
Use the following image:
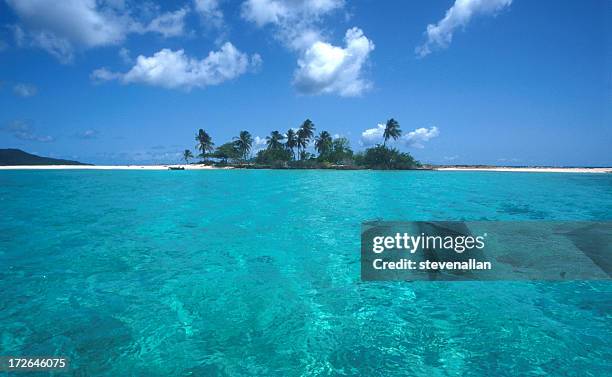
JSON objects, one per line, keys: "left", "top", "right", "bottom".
{"left": 0, "top": 170, "right": 611, "bottom": 376}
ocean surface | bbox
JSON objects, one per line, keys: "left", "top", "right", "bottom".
{"left": 0, "top": 170, "right": 610, "bottom": 376}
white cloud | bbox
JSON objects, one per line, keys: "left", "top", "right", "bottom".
{"left": 241, "top": 0, "right": 345, "bottom": 51}
{"left": 416, "top": 0, "right": 512, "bottom": 57}
{"left": 360, "top": 123, "right": 385, "bottom": 146}
{"left": 13, "top": 83, "right": 38, "bottom": 97}
{"left": 144, "top": 7, "right": 188, "bottom": 37}
{"left": 252, "top": 135, "right": 267, "bottom": 151}
{"left": 194, "top": 0, "right": 224, "bottom": 28}
{"left": 92, "top": 43, "right": 261, "bottom": 90}
{"left": 90, "top": 67, "right": 122, "bottom": 82}
{"left": 361, "top": 124, "right": 439, "bottom": 148}
{"left": 241, "top": 0, "right": 344, "bottom": 28}
{"left": 241, "top": 0, "right": 373, "bottom": 97}
{"left": 3, "top": 120, "right": 54, "bottom": 142}
{"left": 402, "top": 126, "right": 439, "bottom": 148}
{"left": 254, "top": 136, "right": 267, "bottom": 145}
{"left": 118, "top": 47, "right": 132, "bottom": 64}
{"left": 76, "top": 129, "right": 100, "bottom": 139}
{"left": 294, "top": 27, "right": 374, "bottom": 96}
{"left": 7, "top": 0, "right": 127, "bottom": 47}
{"left": 6, "top": 0, "right": 190, "bottom": 62}
{"left": 12, "top": 24, "right": 75, "bottom": 63}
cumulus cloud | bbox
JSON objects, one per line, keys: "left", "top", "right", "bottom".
{"left": 416, "top": 0, "right": 512, "bottom": 57}
{"left": 92, "top": 43, "right": 261, "bottom": 90}
{"left": 361, "top": 124, "right": 439, "bottom": 148}
{"left": 194, "top": 0, "right": 224, "bottom": 28}
{"left": 402, "top": 126, "right": 439, "bottom": 148}
{"left": 360, "top": 123, "right": 385, "bottom": 146}
{"left": 241, "top": 0, "right": 346, "bottom": 51}
{"left": 253, "top": 136, "right": 267, "bottom": 145}
{"left": 252, "top": 135, "right": 268, "bottom": 151}
{"left": 294, "top": 27, "right": 374, "bottom": 96}
{"left": 241, "top": 0, "right": 373, "bottom": 97}
{"left": 6, "top": 0, "right": 189, "bottom": 62}
{"left": 241, "top": 0, "right": 344, "bottom": 29}
{"left": 3, "top": 120, "right": 54, "bottom": 142}
{"left": 144, "top": 7, "right": 188, "bottom": 38}
{"left": 13, "top": 83, "right": 38, "bottom": 97}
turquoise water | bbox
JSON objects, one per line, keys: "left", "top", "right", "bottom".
{"left": 0, "top": 170, "right": 610, "bottom": 376}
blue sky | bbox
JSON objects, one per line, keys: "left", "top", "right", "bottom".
{"left": 0, "top": 0, "right": 610, "bottom": 166}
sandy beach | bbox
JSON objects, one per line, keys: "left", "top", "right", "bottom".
{"left": 0, "top": 164, "right": 233, "bottom": 170}
{"left": 435, "top": 167, "right": 612, "bottom": 174}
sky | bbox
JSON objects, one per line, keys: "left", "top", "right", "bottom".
{"left": 0, "top": 0, "right": 610, "bottom": 166}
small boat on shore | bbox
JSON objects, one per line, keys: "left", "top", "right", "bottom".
{"left": 168, "top": 166, "right": 185, "bottom": 170}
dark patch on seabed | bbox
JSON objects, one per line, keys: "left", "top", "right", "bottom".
{"left": 561, "top": 223, "right": 612, "bottom": 277}
{"left": 498, "top": 203, "right": 549, "bottom": 219}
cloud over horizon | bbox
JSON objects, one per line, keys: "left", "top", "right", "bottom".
{"left": 3, "top": 120, "right": 54, "bottom": 142}
{"left": 403, "top": 126, "right": 440, "bottom": 148}
{"left": 91, "top": 43, "right": 261, "bottom": 90}
{"left": 416, "top": 0, "right": 512, "bottom": 57}
{"left": 361, "top": 124, "right": 439, "bottom": 148}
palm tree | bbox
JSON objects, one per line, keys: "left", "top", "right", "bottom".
{"left": 285, "top": 129, "right": 297, "bottom": 160}
{"left": 195, "top": 129, "right": 214, "bottom": 158}
{"left": 183, "top": 149, "right": 194, "bottom": 163}
{"left": 315, "top": 131, "right": 333, "bottom": 158}
{"left": 297, "top": 119, "right": 315, "bottom": 160}
{"left": 233, "top": 130, "right": 253, "bottom": 161}
{"left": 266, "top": 131, "right": 285, "bottom": 150}
{"left": 383, "top": 118, "right": 401, "bottom": 146}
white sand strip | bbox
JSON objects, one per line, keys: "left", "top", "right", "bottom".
{"left": 0, "top": 164, "right": 232, "bottom": 170}
{"left": 435, "top": 167, "right": 611, "bottom": 174}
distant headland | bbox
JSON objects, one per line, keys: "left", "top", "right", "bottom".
{"left": 0, "top": 149, "right": 90, "bottom": 166}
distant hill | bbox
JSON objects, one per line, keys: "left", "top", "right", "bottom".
{"left": 0, "top": 149, "right": 90, "bottom": 166}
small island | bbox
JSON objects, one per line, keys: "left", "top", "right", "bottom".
{"left": 187, "top": 118, "right": 423, "bottom": 170}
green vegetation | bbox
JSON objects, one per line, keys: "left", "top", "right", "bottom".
{"left": 354, "top": 145, "right": 421, "bottom": 170}
{"left": 195, "top": 129, "right": 214, "bottom": 159}
{"left": 383, "top": 118, "right": 401, "bottom": 146}
{"left": 285, "top": 128, "right": 297, "bottom": 160}
{"left": 328, "top": 137, "right": 354, "bottom": 164}
{"left": 212, "top": 142, "right": 241, "bottom": 164}
{"left": 233, "top": 130, "right": 253, "bottom": 162}
{"left": 297, "top": 119, "right": 315, "bottom": 160}
{"left": 183, "top": 149, "right": 193, "bottom": 163}
{"left": 186, "top": 117, "right": 423, "bottom": 170}
{"left": 315, "top": 131, "right": 333, "bottom": 159}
